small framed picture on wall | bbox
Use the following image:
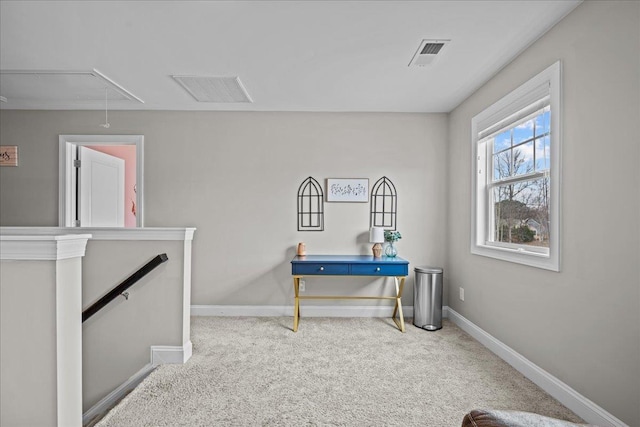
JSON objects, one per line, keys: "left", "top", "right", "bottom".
{"left": 326, "top": 178, "right": 369, "bottom": 202}
{"left": 0, "top": 146, "right": 18, "bottom": 167}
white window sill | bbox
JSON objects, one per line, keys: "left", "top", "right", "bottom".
{"left": 471, "top": 243, "right": 559, "bottom": 271}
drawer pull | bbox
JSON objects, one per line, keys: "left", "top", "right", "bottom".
{"left": 319, "top": 266, "right": 324, "bottom": 271}
{"left": 376, "top": 267, "right": 381, "bottom": 272}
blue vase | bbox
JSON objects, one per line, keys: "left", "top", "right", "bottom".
{"left": 385, "top": 242, "right": 397, "bottom": 257}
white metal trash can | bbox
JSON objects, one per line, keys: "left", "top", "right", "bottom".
{"left": 413, "top": 266, "right": 443, "bottom": 331}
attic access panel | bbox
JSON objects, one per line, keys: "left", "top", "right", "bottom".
{"left": 0, "top": 69, "right": 144, "bottom": 106}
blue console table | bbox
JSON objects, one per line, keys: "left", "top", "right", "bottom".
{"left": 290, "top": 255, "right": 409, "bottom": 333}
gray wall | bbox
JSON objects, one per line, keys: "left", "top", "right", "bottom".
{"left": 82, "top": 239, "right": 185, "bottom": 410}
{"left": 0, "top": 111, "right": 448, "bottom": 308}
{"left": 1, "top": 260, "right": 58, "bottom": 427}
{"left": 446, "top": 1, "right": 639, "bottom": 425}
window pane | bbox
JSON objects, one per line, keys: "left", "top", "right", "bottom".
{"left": 535, "top": 135, "right": 550, "bottom": 171}
{"left": 493, "top": 131, "right": 511, "bottom": 153}
{"left": 492, "top": 177, "right": 550, "bottom": 247}
{"left": 513, "top": 142, "right": 534, "bottom": 176}
{"left": 513, "top": 119, "right": 534, "bottom": 144}
{"left": 535, "top": 110, "right": 550, "bottom": 136}
{"left": 493, "top": 151, "right": 512, "bottom": 180}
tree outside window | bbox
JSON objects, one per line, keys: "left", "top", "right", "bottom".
{"left": 490, "top": 109, "right": 550, "bottom": 248}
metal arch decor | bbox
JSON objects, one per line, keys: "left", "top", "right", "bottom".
{"left": 297, "top": 176, "right": 324, "bottom": 231}
{"left": 370, "top": 176, "right": 397, "bottom": 230}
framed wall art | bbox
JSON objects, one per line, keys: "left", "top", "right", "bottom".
{"left": 0, "top": 146, "right": 18, "bottom": 167}
{"left": 326, "top": 178, "right": 369, "bottom": 202}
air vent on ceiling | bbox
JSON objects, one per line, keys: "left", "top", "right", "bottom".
{"left": 409, "top": 39, "right": 450, "bottom": 67}
{"left": 172, "top": 76, "right": 253, "bottom": 103}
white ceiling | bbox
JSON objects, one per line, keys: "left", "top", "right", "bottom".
{"left": 0, "top": 1, "right": 581, "bottom": 113}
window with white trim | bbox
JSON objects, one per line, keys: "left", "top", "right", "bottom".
{"left": 471, "top": 61, "right": 561, "bottom": 271}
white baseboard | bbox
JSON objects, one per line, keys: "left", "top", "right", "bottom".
{"left": 151, "top": 341, "right": 193, "bottom": 366}
{"left": 82, "top": 363, "right": 154, "bottom": 426}
{"left": 191, "top": 305, "right": 290, "bottom": 316}
{"left": 446, "top": 308, "right": 627, "bottom": 427}
{"left": 83, "top": 341, "right": 192, "bottom": 425}
{"left": 191, "top": 304, "right": 423, "bottom": 318}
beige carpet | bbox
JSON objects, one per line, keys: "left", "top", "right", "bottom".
{"left": 96, "top": 317, "right": 584, "bottom": 426}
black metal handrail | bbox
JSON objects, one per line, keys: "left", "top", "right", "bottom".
{"left": 82, "top": 253, "right": 169, "bottom": 322}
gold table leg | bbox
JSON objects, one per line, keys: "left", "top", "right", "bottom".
{"left": 291, "top": 274, "right": 406, "bottom": 333}
{"left": 392, "top": 276, "right": 406, "bottom": 332}
{"left": 293, "top": 276, "right": 301, "bottom": 332}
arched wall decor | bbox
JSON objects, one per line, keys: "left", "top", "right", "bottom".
{"left": 297, "top": 176, "right": 324, "bottom": 231}
{"left": 370, "top": 176, "right": 397, "bottom": 230}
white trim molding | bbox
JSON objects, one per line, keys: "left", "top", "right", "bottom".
{"left": 446, "top": 308, "right": 627, "bottom": 427}
{"left": 471, "top": 61, "right": 562, "bottom": 272}
{"left": 151, "top": 341, "right": 193, "bottom": 366}
{"left": 0, "top": 233, "right": 91, "bottom": 260}
{"left": 82, "top": 363, "right": 155, "bottom": 426}
{"left": 58, "top": 134, "right": 145, "bottom": 227}
{"left": 182, "top": 239, "right": 193, "bottom": 349}
{"left": 1, "top": 233, "right": 87, "bottom": 427}
{"left": 83, "top": 340, "right": 193, "bottom": 425}
{"left": 0, "top": 227, "right": 195, "bottom": 241}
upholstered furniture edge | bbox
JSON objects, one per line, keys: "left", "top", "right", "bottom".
{"left": 461, "top": 409, "right": 595, "bottom": 427}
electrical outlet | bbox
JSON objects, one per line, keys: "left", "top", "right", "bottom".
{"left": 459, "top": 287, "right": 465, "bottom": 301}
{"left": 299, "top": 280, "right": 305, "bottom": 292}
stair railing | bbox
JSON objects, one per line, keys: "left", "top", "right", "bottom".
{"left": 82, "top": 253, "right": 169, "bottom": 322}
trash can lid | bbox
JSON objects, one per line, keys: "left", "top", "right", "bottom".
{"left": 414, "top": 266, "right": 443, "bottom": 274}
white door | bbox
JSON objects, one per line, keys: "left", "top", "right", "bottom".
{"left": 78, "top": 146, "right": 125, "bottom": 227}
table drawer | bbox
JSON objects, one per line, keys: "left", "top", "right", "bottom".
{"left": 350, "top": 264, "right": 408, "bottom": 276}
{"left": 293, "top": 263, "right": 350, "bottom": 275}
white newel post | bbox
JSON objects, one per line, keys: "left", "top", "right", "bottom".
{"left": 0, "top": 233, "right": 91, "bottom": 427}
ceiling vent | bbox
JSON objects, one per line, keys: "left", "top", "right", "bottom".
{"left": 172, "top": 76, "right": 253, "bottom": 103}
{"left": 409, "top": 39, "right": 450, "bottom": 67}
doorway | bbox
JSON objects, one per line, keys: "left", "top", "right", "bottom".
{"left": 58, "top": 135, "right": 144, "bottom": 227}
